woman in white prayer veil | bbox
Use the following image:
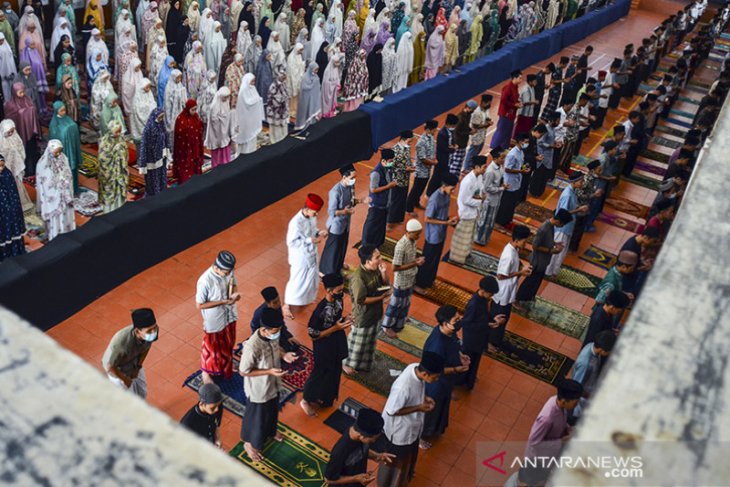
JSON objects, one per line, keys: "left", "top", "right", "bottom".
{"left": 114, "top": 9, "right": 136, "bottom": 54}
{"left": 36, "top": 140, "right": 75, "bottom": 241}
{"left": 130, "top": 78, "right": 157, "bottom": 147}
{"left": 286, "top": 42, "right": 305, "bottom": 115}
{"left": 363, "top": 9, "right": 376, "bottom": 37}
{"left": 187, "top": 1, "right": 200, "bottom": 31}
{"left": 0, "top": 33, "right": 16, "bottom": 101}
{"left": 411, "top": 12, "right": 424, "bottom": 38}
{"left": 392, "top": 31, "right": 413, "bottom": 93}
{"left": 198, "top": 7, "right": 214, "bottom": 41}
{"left": 49, "top": 19, "right": 72, "bottom": 64}
{"left": 309, "top": 17, "right": 325, "bottom": 64}
{"left": 114, "top": 24, "right": 135, "bottom": 66}
{"left": 136, "top": 0, "right": 151, "bottom": 41}
{"left": 148, "top": 35, "right": 169, "bottom": 85}
{"left": 332, "top": 0, "right": 344, "bottom": 37}
{"left": 0, "top": 119, "right": 32, "bottom": 212}
{"left": 233, "top": 72, "right": 264, "bottom": 155}
{"left": 375, "top": 6, "right": 389, "bottom": 26}
{"left": 204, "top": 21, "right": 226, "bottom": 74}
{"left": 267, "top": 30, "right": 286, "bottom": 68}
{"left": 122, "top": 58, "right": 144, "bottom": 114}
{"left": 163, "top": 68, "right": 188, "bottom": 145}
{"left": 236, "top": 20, "right": 252, "bottom": 59}
{"left": 204, "top": 86, "right": 233, "bottom": 167}
{"left": 274, "top": 13, "right": 291, "bottom": 52}
{"left": 90, "top": 69, "right": 114, "bottom": 129}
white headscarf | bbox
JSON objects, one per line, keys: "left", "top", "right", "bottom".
{"left": 286, "top": 43, "right": 305, "bottom": 96}
{"left": 234, "top": 73, "right": 264, "bottom": 144}
{"left": 267, "top": 30, "right": 286, "bottom": 67}
{"left": 130, "top": 78, "right": 157, "bottom": 140}
{"left": 237, "top": 21, "right": 252, "bottom": 59}
{"left": 0, "top": 33, "right": 16, "bottom": 101}
{"left": 163, "top": 69, "right": 187, "bottom": 134}
{"left": 204, "top": 21, "right": 226, "bottom": 74}
{"left": 36, "top": 140, "right": 74, "bottom": 226}
{"left": 198, "top": 7, "right": 214, "bottom": 41}
{"left": 310, "top": 18, "right": 325, "bottom": 62}
{"left": 274, "top": 13, "right": 291, "bottom": 52}
{"left": 393, "top": 31, "right": 413, "bottom": 93}
{"left": 50, "top": 19, "right": 73, "bottom": 64}
{"left": 204, "top": 86, "right": 233, "bottom": 148}
{"left": 86, "top": 28, "right": 109, "bottom": 64}
{"left": 332, "top": 0, "right": 344, "bottom": 37}
{"left": 0, "top": 120, "right": 26, "bottom": 181}
{"left": 122, "top": 58, "right": 144, "bottom": 113}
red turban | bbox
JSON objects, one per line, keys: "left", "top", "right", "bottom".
{"left": 305, "top": 193, "right": 324, "bottom": 211}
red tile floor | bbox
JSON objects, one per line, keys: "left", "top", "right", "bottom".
{"left": 46, "top": 8, "right": 714, "bottom": 486}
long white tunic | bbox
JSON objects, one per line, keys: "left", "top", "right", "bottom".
{"left": 284, "top": 210, "right": 320, "bottom": 306}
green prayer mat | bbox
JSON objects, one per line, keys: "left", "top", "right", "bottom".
{"left": 655, "top": 124, "right": 687, "bottom": 138}
{"left": 379, "top": 318, "right": 574, "bottom": 386}
{"left": 650, "top": 136, "right": 682, "bottom": 150}
{"left": 678, "top": 95, "right": 701, "bottom": 105}
{"left": 669, "top": 108, "right": 696, "bottom": 119}
{"left": 624, "top": 172, "right": 661, "bottom": 190}
{"left": 348, "top": 349, "right": 407, "bottom": 396}
{"left": 579, "top": 245, "right": 618, "bottom": 271}
{"left": 420, "top": 277, "right": 588, "bottom": 339}
{"left": 229, "top": 423, "right": 330, "bottom": 486}
{"left": 443, "top": 245, "right": 602, "bottom": 299}
{"left": 639, "top": 148, "right": 670, "bottom": 164}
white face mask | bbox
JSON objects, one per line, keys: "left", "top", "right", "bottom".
{"left": 144, "top": 330, "right": 158, "bottom": 342}
{"left": 346, "top": 178, "right": 356, "bottom": 187}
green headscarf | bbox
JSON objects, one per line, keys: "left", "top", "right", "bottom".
{"left": 48, "top": 100, "right": 82, "bottom": 193}
{"left": 56, "top": 53, "right": 80, "bottom": 95}
{"left": 100, "top": 93, "right": 127, "bottom": 136}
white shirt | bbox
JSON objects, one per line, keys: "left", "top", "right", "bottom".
{"left": 382, "top": 364, "right": 425, "bottom": 446}
{"left": 599, "top": 73, "right": 614, "bottom": 108}
{"left": 493, "top": 243, "right": 520, "bottom": 306}
{"left": 196, "top": 266, "right": 239, "bottom": 333}
{"left": 620, "top": 119, "right": 633, "bottom": 152}
{"left": 457, "top": 171, "right": 484, "bottom": 220}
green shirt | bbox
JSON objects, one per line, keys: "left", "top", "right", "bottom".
{"left": 595, "top": 267, "right": 622, "bottom": 304}
{"left": 350, "top": 265, "right": 386, "bottom": 325}
{"left": 101, "top": 325, "right": 151, "bottom": 377}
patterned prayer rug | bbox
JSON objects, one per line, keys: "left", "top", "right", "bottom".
{"left": 669, "top": 108, "right": 696, "bottom": 119}
{"left": 442, "top": 247, "right": 603, "bottom": 299}
{"left": 596, "top": 212, "right": 642, "bottom": 233}
{"left": 650, "top": 136, "right": 682, "bottom": 150}
{"left": 664, "top": 116, "right": 694, "bottom": 128}
{"left": 418, "top": 277, "right": 588, "bottom": 338}
{"left": 640, "top": 148, "right": 671, "bottom": 163}
{"left": 347, "top": 349, "right": 407, "bottom": 397}
{"left": 678, "top": 95, "right": 701, "bottom": 105}
{"left": 515, "top": 201, "right": 555, "bottom": 222}
{"left": 72, "top": 189, "right": 103, "bottom": 217}
{"left": 624, "top": 172, "right": 661, "bottom": 190}
{"left": 379, "top": 317, "right": 574, "bottom": 386}
{"left": 634, "top": 160, "right": 666, "bottom": 177}
{"left": 24, "top": 212, "right": 47, "bottom": 242}
{"left": 604, "top": 197, "right": 649, "bottom": 220}
{"left": 229, "top": 423, "right": 330, "bottom": 486}
{"left": 655, "top": 124, "right": 687, "bottom": 138}
{"left": 579, "top": 245, "right": 618, "bottom": 271}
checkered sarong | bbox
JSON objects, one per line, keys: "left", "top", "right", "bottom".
{"left": 343, "top": 321, "right": 379, "bottom": 372}
{"left": 382, "top": 287, "right": 413, "bottom": 332}
{"left": 449, "top": 218, "right": 476, "bottom": 264}
{"left": 448, "top": 148, "right": 466, "bottom": 176}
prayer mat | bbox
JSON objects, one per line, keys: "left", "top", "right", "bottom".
{"left": 669, "top": 108, "right": 696, "bottom": 119}
{"left": 323, "top": 398, "right": 387, "bottom": 452}
{"left": 579, "top": 245, "right": 617, "bottom": 271}
{"left": 379, "top": 318, "right": 574, "bottom": 386}
{"left": 347, "top": 349, "right": 407, "bottom": 397}
{"left": 655, "top": 124, "right": 687, "bottom": 138}
{"left": 72, "top": 189, "right": 103, "bottom": 217}
{"left": 596, "top": 212, "right": 642, "bottom": 233}
{"left": 604, "top": 197, "right": 649, "bottom": 220}
{"left": 623, "top": 172, "right": 661, "bottom": 190}
{"left": 664, "top": 117, "right": 693, "bottom": 129}
{"left": 634, "top": 160, "right": 666, "bottom": 177}
{"left": 685, "top": 84, "right": 708, "bottom": 95}
{"left": 640, "top": 148, "right": 671, "bottom": 164}
{"left": 183, "top": 368, "right": 296, "bottom": 418}
{"left": 688, "top": 80, "right": 711, "bottom": 89}
{"left": 678, "top": 95, "right": 701, "bottom": 105}
{"left": 417, "top": 277, "right": 588, "bottom": 338}
{"left": 24, "top": 212, "right": 47, "bottom": 242}
{"left": 650, "top": 136, "right": 682, "bottom": 150}
{"left": 79, "top": 150, "right": 99, "bottom": 178}
{"left": 515, "top": 201, "right": 555, "bottom": 222}
{"left": 229, "top": 423, "right": 330, "bottom": 486}
{"left": 442, "top": 247, "right": 602, "bottom": 299}
{"left": 230, "top": 342, "right": 315, "bottom": 391}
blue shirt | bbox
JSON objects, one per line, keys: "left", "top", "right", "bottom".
{"left": 503, "top": 146, "right": 524, "bottom": 192}
{"left": 424, "top": 189, "right": 450, "bottom": 244}
{"left": 423, "top": 327, "right": 462, "bottom": 399}
{"left": 326, "top": 182, "right": 354, "bottom": 235}
{"left": 555, "top": 185, "right": 577, "bottom": 235}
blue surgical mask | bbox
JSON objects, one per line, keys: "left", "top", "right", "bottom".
{"left": 268, "top": 331, "right": 281, "bottom": 341}
{"left": 521, "top": 143, "right": 529, "bottom": 149}
{"left": 144, "top": 331, "right": 158, "bottom": 342}
{"left": 346, "top": 178, "right": 356, "bottom": 187}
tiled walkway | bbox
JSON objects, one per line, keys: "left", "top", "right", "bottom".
{"left": 47, "top": 9, "right": 712, "bottom": 486}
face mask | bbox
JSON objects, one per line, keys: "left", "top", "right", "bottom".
{"left": 521, "top": 143, "right": 529, "bottom": 149}
{"left": 346, "top": 178, "right": 356, "bottom": 186}
{"left": 333, "top": 291, "right": 344, "bottom": 300}
{"left": 452, "top": 321, "right": 463, "bottom": 332}
{"left": 382, "top": 161, "right": 393, "bottom": 167}
{"left": 268, "top": 331, "right": 281, "bottom": 341}
{"left": 144, "top": 331, "right": 158, "bottom": 342}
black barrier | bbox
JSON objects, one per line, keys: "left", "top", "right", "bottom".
{"left": 0, "top": 111, "right": 373, "bottom": 330}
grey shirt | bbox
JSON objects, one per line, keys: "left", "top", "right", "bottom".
{"left": 529, "top": 220, "right": 556, "bottom": 272}
{"left": 239, "top": 330, "right": 281, "bottom": 403}
{"left": 482, "top": 162, "right": 504, "bottom": 206}
{"left": 102, "top": 325, "right": 151, "bottom": 378}
{"left": 326, "top": 181, "right": 354, "bottom": 235}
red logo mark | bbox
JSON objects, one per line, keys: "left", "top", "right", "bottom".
{"left": 482, "top": 450, "right": 508, "bottom": 475}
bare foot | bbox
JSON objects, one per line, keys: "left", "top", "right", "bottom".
{"left": 413, "top": 286, "right": 428, "bottom": 295}
{"left": 383, "top": 328, "right": 398, "bottom": 339}
{"left": 419, "top": 439, "right": 432, "bottom": 450}
{"left": 273, "top": 432, "right": 284, "bottom": 442}
{"left": 299, "top": 399, "right": 318, "bottom": 417}
{"left": 244, "top": 442, "right": 263, "bottom": 462}
{"left": 342, "top": 365, "right": 358, "bottom": 376}
{"left": 201, "top": 371, "right": 214, "bottom": 385}
{"left": 487, "top": 344, "right": 500, "bottom": 354}
{"left": 282, "top": 304, "right": 295, "bottom": 320}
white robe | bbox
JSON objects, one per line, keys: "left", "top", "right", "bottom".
{"left": 36, "top": 143, "right": 76, "bottom": 241}
{"left": 284, "top": 210, "right": 321, "bottom": 306}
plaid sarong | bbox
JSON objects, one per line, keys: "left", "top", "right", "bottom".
{"left": 343, "top": 321, "right": 379, "bottom": 372}
{"left": 449, "top": 218, "right": 477, "bottom": 264}
{"left": 382, "top": 287, "right": 413, "bottom": 332}
{"left": 448, "top": 148, "right": 466, "bottom": 176}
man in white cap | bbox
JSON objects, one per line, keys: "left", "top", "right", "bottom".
{"left": 196, "top": 250, "right": 241, "bottom": 384}
{"left": 382, "top": 219, "right": 425, "bottom": 338}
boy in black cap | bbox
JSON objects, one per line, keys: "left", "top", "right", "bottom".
{"left": 362, "top": 148, "right": 398, "bottom": 248}
{"left": 461, "top": 276, "right": 507, "bottom": 389}
{"left": 300, "top": 273, "right": 352, "bottom": 416}
{"left": 525, "top": 379, "right": 583, "bottom": 460}
{"left": 239, "top": 307, "right": 299, "bottom": 461}
{"left": 102, "top": 308, "right": 159, "bottom": 400}
{"left": 196, "top": 250, "right": 241, "bottom": 384}
{"left": 515, "top": 209, "right": 573, "bottom": 309}
{"left": 251, "top": 286, "right": 299, "bottom": 353}
{"left": 321, "top": 164, "right": 366, "bottom": 276}
{"left": 380, "top": 352, "right": 444, "bottom": 484}
{"left": 325, "top": 408, "right": 393, "bottom": 486}
{"left": 406, "top": 121, "right": 439, "bottom": 215}
{"left": 180, "top": 383, "right": 224, "bottom": 446}
{"left": 387, "top": 130, "right": 416, "bottom": 229}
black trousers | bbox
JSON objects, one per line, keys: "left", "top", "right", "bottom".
{"left": 241, "top": 397, "right": 279, "bottom": 450}
{"left": 406, "top": 177, "right": 429, "bottom": 212}
{"left": 463, "top": 350, "right": 483, "bottom": 390}
{"left": 361, "top": 207, "right": 388, "bottom": 248}
{"left": 495, "top": 190, "right": 520, "bottom": 226}
{"left": 489, "top": 302, "right": 512, "bottom": 347}
{"left": 516, "top": 269, "right": 547, "bottom": 303}
{"left": 320, "top": 231, "right": 349, "bottom": 275}
{"left": 415, "top": 240, "right": 445, "bottom": 288}
{"left": 425, "top": 170, "right": 444, "bottom": 197}
{"left": 569, "top": 214, "right": 587, "bottom": 251}
{"left": 387, "top": 186, "right": 408, "bottom": 224}
{"left": 529, "top": 165, "right": 551, "bottom": 198}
